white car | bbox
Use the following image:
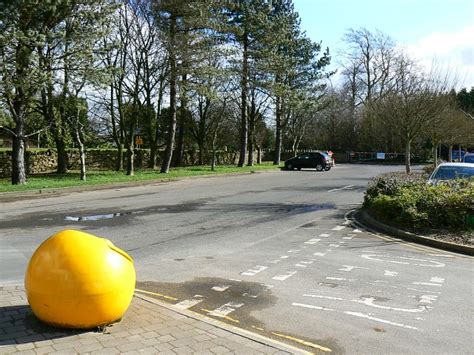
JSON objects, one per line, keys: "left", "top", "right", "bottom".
{"left": 462, "top": 153, "right": 474, "bottom": 163}
{"left": 428, "top": 162, "right": 474, "bottom": 184}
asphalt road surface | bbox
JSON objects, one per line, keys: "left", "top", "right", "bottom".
{"left": 1, "top": 164, "right": 473, "bottom": 354}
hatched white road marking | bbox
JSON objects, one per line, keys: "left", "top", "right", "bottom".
{"left": 329, "top": 244, "right": 340, "bottom": 248}
{"left": 326, "top": 277, "right": 346, "bottom": 281}
{"left": 352, "top": 229, "right": 362, "bottom": 233}
{"left": 339, "top": 265, "right": 355, "bottom": 272}
{"left": 287, "top": 249, "right": 300, "bottom": 253}
{"left": 384, "top": 270, "right": 398, "bottom": 277}
{"left": 229, "top": 278, "right": 241, "bottom": 282}
{"left": 240, "top": 265, "right": 267, "bottom": 276}
{"left": 342, "top": 236, "right": 354, "bottom": 240}
{"left": 332, "top": 226, "right": 346, "bottom": 231}
{"left": 272, "top": 271, "right": 297, "bottom": 281}
{"left": 209, "top": 302, "right": 244, "bottom": 317}
{"left": 319, "top": 233, "right": 331, "bottom": 238}
{"left": 304, "top": 238, "right": 321, "bottom": 244}
{"left": 175, "top": 295, "right": 204, "bottom": 310}
{"left": 212, "top": 285, "right": 230, "bottom": 292}
{"left": 430, "top": 277, "right": 445, "bottom": 283}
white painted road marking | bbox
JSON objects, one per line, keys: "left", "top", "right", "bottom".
{"left": 212, "top": 285, "right": 230, "bottom": 292}
{"left": 292, "top": 303, "right": 335, "bottom": 311}
{"left": 240, "top": 265, "right": 267, "bottom": 276}
{"left": 272, "top": 271, "right": 297, "bottom": 281}
{"left": 420, "top": 295, "right": 438, "bottom": 304}
{"left": 361, "top": 255, "right": 446, "bottom": 268}
{"left": 303, "top": 294, "right": 343, "bottom": 301}
{"left": 413, "top": 282, "right": 442, "bottom": 287}
{"left": 332, "top": 226, "right": 346, "bottom": 231}
{"left": 296, "top": 261, "right": 313, "bottom": 268}
{"left": 342, "top": 236, "right": 353, "bottom": 240}
{"left": 344, "top": 311, "right": 418, "bottom": 330}
{"left": 313, "top": 252, "right": 327, "bottom": 257}
{"left": 175, "top": 295, "right": 204, "bottom": 310}
{"left": 328, "top": 185, "right": 354, "bottom": 193}
{"left": 209, "top": 302, "right": 244, "bottom": 317}
{"left": 319, "top": 233, "right": 331, "bottom": 238}
{"left": 352, "top": 229, "right": 362, "bottom": 233}
{"left": 304, "top": 238, "right": 321, "bottom": 244}
{"left": 384, "top": 270, "right": 398, "bottom": 277}
{"left": 354, "top": 297, "right": 428, "bottom": 313}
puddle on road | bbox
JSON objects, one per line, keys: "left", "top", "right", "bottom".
{"left": 136, "top": 277, "right": 343, "bottom": 354}
{"left": 64, "top": 211, "right": 137, "bottom": 222}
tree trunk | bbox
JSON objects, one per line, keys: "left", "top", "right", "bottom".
{"left": 161, "top": 15, "right": 177, "bottom": 174}
{"left": 175, "top": 74, "right": 188, "bottom": 167}
{"left": 257, "top": 146, "right": 262, "bottom": 164}
{"left": 405, "top": 137, "right": 411, "bottom": 174}
{"left": 273, "top": 96, "right": 282, "bottom": 165}
{"left": 74, "top": 124, "right": 86, "bottom": 181}
{"left": 126, "top": 146, "right": 134, "bottom": 176}
{"left": 448, "top": 145, "right": 453, "bottom": 162}
{"left": 238, "top": 33, "right": 249, "bottom": 167}
{"left": 55, "top": 136, "right": 68, "bottom": 174}
{"left": 11, "top": 126, "right": 26, "bottom": 185}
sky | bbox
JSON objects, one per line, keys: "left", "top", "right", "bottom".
{"left": 293, "top": 0, "right": 474, "bottom": 90}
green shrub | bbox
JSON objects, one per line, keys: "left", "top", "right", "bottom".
{"left": 365, "top": 173, "right": 474, "bottom": 229}
{"left": 364, "top": 172, "right": 425, "bottom": 205}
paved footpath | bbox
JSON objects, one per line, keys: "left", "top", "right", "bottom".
{"left": 0, "top": 286, "right": 307, "bottom": 354}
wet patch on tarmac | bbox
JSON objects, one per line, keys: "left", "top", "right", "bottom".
{"left": 136, "top": 278, "right": 343, "bottom": 354}
{"left": 0, "top": 201, "right": 206, "bottom": 230}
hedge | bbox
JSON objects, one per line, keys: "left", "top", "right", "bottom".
{"left": 364, "top": 172, "right": 474, "bottom": 229}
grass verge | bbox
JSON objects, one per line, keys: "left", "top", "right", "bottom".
{"left": 0, "top": 163, "right": 281, "bottom": 193}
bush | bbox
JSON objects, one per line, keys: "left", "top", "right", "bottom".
{"left": 365, "top": 173, "right": 474, "bottom": 229}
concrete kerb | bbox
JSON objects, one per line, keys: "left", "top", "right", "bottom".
{"left": 354, "top": 209, "right": 474, "bottom": 256}
{"left": 134, "top": 292, "right": 311, "bottom": 355}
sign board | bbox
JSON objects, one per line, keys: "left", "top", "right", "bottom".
{"left": 376, "top": 152, "right": 385, "bottom": 160}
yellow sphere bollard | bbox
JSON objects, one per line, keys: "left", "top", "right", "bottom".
{"left": 25, "top": 230, "right": 136, "bottom": 329}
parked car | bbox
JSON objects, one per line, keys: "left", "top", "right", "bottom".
{"left": 284, "top": 152, "right": 330, "bottom": 171}
{"left": 462, "top": 153, "right": 474, "bottom": 163}
{"left": 427, "top": 162, "right": 474, "bottom": 184}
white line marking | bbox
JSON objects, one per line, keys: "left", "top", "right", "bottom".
{"left": 329, "top": 244, "right": 340, "bottom": 248}
{"left": 326, "top": 277, "right": 346, "bottom": 281}
{"left": 229, "top": 279, "right": 241, "bottom": 282}
{"left": 303, "top": 294, "right": 343, "bottom": 301}
{"left": 287, "top": 249, "right": 300, "bottom": 253}
{"left": 384, "top": 270, "right": 398, "bottom": 277}
{"left": 354, "top": 297, "right": 428, "bottom": 313}
{"left": 420, "top": 295, "right": 438, "bottom": 304}
{"left": 339, "top": 265, "right": 355, "bottom": 272}
{"left": 240, "top": 265, "right": 267, "bottom": 276}
{"left": 281, "top": 255, "right": 289, "bottom": 259}
{"left": 430, "top": 277, "right": 445, "bottom": 283}
{"left": 319, "top": 233, "right": 331, "bottom": 238}
{"left": 243, "top": 293, "right": 258, "bottom": 298}
{"left": 407, "top": 287, "right": 442, "bottom": 295}
{"left": 344, "top": 311, "right": 418, "bottom": 330}
{"left": 304, "top": 238, "right": 321, "bottom": 244}
{"left": 272, "top": 271, "right": 297, "bottom": 281}
{"left": 209, "top": 302, "right": 244, "bottom": 317}
{"left": 175, "top": 295, "right": 204, "bottom": 310}
{"left": 296, "top": 261, "right": 313, "bottom": 268}
{"left": 328, "top": 185, "right": 354, "bottom": 193}
{"left": 332, "top": 226, "right": 346, "bottom": 231}
{"left": 412, "top": 282, "right": 442, "bottom": 287}
{"left": 292, "top": 303, "right": 335, "bottom": 311}
{"left": 313, "top": 252, "right": 327, "bottom": 257}
{"left": 352, "top": 229, "right": 362, "bottom": 233}
{"left": 212, "top": 285, "right": 230, "bottom": 292}
{"left": 342, "top": 236, "right": 353, "bottom": 240}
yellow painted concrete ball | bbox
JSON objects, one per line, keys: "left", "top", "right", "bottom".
{"left": 25, "top": 230, "right": 136, "bottom": 329}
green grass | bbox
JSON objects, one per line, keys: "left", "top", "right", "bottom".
{"left": 0, "top": 162, "right": 281, "bottom": 193}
